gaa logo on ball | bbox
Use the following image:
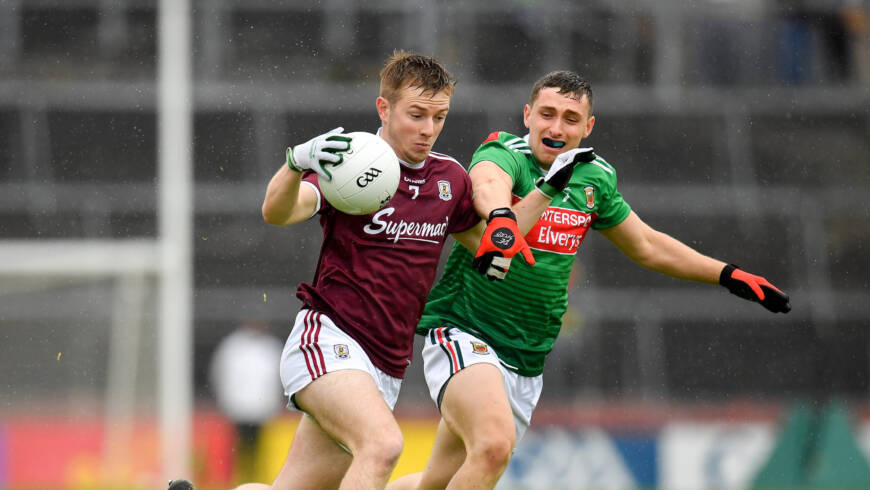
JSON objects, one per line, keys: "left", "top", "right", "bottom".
{"left": 355, "top": 168, "right": 383, "bottom": 188}
{"left": 319, "top": 132, "right": 401, "bottom": 215}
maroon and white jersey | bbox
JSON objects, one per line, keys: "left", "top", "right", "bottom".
{"left": 296, "top": 151, "right": 479, "bottom": 378}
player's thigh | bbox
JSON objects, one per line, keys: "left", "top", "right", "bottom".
{"left": 280, "top": 309, "right": 403, "bottom": 454}
{"left": 271, "top": 415, "right": 352, "bottom": 490}
{"left": 422, "top": 327, "right": 515, "bottom": 446}
{"left": 416, "top": 418, "right": 467, "bottom": 490}
{"left": 294, "top": 368, "right": 403, "bottom": 454}
{"left": 440, "top": 363, "right": 515, "bottom": 446}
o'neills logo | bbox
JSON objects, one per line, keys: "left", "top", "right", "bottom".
{"left": 525, "top": 206, "right": 593, "bottom": 255}
{"left": 363, "top": 207, "right": 449, "bottom": 244}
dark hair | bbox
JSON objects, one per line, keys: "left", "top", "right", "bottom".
{"left": 379, "top": 50, "right": 456, "bottom": 103}
{"left": 529, "top": 71, "right": 593, "bottom": 114}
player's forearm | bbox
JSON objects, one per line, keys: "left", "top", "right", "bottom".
{"left": 512, "top": 190, "right": 551, "bottom": 235}
{"left": 642, "top": 231, "right": 725, "bottom": 284}
{"left": 473, "top": 182, "right": 547, "bottom": 236}
{"left": 452, "top": 220, "right": 486, "bottom": 251}
{"left": 469, "top": 161, "right": 548, "bottom": 235}
{"left": 262, "top": 165, "right": 303, "bottom": 225}
{"left": 471, "top": 171, "right": 512, "bottom": 217}
{"left": 474, "top": 185, "right": 548, "bottom": 233}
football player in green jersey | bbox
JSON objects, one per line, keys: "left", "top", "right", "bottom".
{"left": 389, "top": 71, "right": 790, "bottom": 490}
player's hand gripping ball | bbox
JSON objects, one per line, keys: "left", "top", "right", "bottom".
{"left": 289, "top": 129, "right": 401, "bottom": 215}
{"left": 286, "top": 127, "right": 353, "bottom": 180}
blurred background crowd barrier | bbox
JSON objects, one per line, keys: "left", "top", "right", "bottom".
{"left": 0, "top": 0, "right": 868, "bottom": 488}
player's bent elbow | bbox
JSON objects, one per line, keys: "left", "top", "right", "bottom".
{"left": 261, "top": 204, "right": 289, "bottom": 226}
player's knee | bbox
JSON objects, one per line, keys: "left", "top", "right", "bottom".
{"left": 380, "top": 430, "right": 405, "bottom": 468}
{"left": 469, "top": 433, "right": 514, "bottom": 474}
{"left": 361, "top": 429, "right": 404, "bottom": 474}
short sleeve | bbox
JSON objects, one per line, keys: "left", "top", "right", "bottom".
{"left": 469, "top": 132, "right": 526, "bottom": 184}
{"left": 302, "top": 171, "right": 327, "bottom": 215}
{"left": 584, "top": 161, "right": 631, "bottom": 229}
{"left": 592, "top": 186, "right": 631, "bottom": 229}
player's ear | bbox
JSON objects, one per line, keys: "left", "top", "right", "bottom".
{"left": 376, "top": 96, "right": 390, "bottom": 125}
{"left": 523, "top": 104, "right": 531, "bottom": 128}
{"left": 584, "top": 115, "right": 595, "bottom": 138}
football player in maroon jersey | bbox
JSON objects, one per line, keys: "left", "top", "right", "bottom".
{"left": 227, "top": 51, "right": 534, "bottom": 490}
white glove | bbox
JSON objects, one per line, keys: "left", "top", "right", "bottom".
{"left": 286, "top": 127, "right": 352, "bottom": 181}
{"left": 536, "top": 147, "right": 594, "bottom": 198}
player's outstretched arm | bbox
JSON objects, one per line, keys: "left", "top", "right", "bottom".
{"left": 468, "top": 160, "right": 545, "bottom": 233}
{"left": 465, "top": 148, "right": 596, "bottom": 281}
{"left": 599, "top": 211, "right": 790, "bottom": 313}
{"left": 469, "top": 148, "right": 596, "bottom": 235}
{"left": 467, "top": 161, "right": 537, "bottom": 280}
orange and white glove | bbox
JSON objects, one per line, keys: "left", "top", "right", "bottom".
{"left": 471, "top": 208, "right": 536, "bottom": 281}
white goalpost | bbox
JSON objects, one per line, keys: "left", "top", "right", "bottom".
{"left": 157, "top": 0, "right": 194, "bottom": 480}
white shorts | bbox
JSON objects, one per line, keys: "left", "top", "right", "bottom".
{"left": 280, "top": 309, "right": 402, "bottom": 413}
{"left": 421, "top": 326, "right": 543, "bottom": 442}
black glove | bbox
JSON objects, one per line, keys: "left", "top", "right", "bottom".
{"left": 471, "top": 208, "right": 536, "bottom": 281}
{"left": 719, "top": 264, "right": 791, "bottom": 313}
{"left": 535, "top": 147, "right": 595, "bottom": 198}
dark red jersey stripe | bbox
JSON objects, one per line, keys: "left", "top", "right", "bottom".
{"left": 300, "top": 310, "right": 320, "bottom": 379}
{"left": 312, "top": 312, "right": 327, "bottom": 376}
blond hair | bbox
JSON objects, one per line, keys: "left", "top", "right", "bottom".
{"left": 379, "top": 50, "right": 456, "bottom": 104}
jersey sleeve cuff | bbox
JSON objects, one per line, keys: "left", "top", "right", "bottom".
{"left": 534, "top": 178, "right": 558, "bottom": 199}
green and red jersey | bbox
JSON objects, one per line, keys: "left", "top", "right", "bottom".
{"left": 418, "top": 131, "right": 631, "bottom": 376}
